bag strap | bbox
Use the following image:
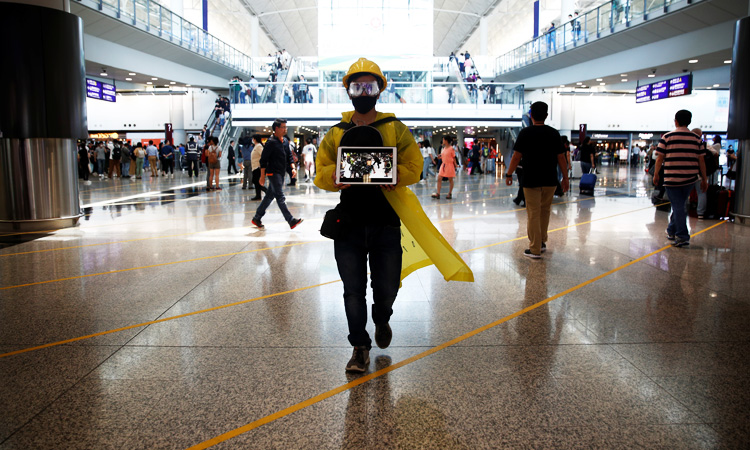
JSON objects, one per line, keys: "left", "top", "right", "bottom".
{"left": 332, "top": 116, "right": 400, "bottom": 131}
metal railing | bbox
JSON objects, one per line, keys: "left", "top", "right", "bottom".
{"left": 227, "top": 80, "right": 525, "bottom": 109}
{"left": 74, "top": 0, "right": 253, "bottom": 74}
{"left": 496, "top": 0, "right": 704, "bottom": 74}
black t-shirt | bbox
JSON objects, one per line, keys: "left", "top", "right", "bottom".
{"left": 513, "top": 125, "right": 564, "bottom": 188}
{"left": 578, "top": 144, "right": 595, "bottom": 165}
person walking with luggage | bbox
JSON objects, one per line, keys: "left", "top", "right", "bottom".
{"left": 653, "top": 110, "right": 707, "bottom": 247}
{"left": 251, "top": 119, "right": 303, "bottom": 229}
{"left": 504, "top": 101, "right": 569, "bottom": 259}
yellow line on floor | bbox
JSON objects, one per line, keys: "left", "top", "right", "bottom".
{"left": 0, "top": 279, "right": 341, "bottom": 359}
{"left": 0, "top": 241, "right": 316, "bottom": 290}
{"left": 0, "top": 201, "right": 686, "bottom": 357}
{"left": 185, "top": 219, "right": 728, "bottom": 450}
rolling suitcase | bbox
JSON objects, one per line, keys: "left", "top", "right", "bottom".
{"left": 716, "top": 189, "right": 734, "bottom": 219}
{"left": 579, "top": 171, "right": 596, "bottom": 196}
{"left": 704, "top": 185, "right": 721, "bottom": 219}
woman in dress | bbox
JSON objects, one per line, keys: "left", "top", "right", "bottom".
{"left": 432, "top": 135, "right": 457, "bottom": 199}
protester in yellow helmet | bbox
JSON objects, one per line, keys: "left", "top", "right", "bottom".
{"left": 315, "top": 58, "right": 473, "bottom": 374}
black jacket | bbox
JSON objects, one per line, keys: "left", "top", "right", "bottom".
{"left": 259, "top": 135, "right": 292, "bottom": 175}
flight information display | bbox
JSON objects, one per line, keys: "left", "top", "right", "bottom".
{"left": 636, "top": 74, "right": 691, "bottom": 103}
{"left": 86, "top": 78, "right": 116, "bottom": 102}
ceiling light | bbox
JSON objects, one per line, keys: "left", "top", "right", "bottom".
{"left": 100, "top": 69, "right": 107, "bottom": 76}
{"left": 147, "top": 82, "right": 152, "bottom": 85}
{"left": 185, "top": 84, "right": 191, "bottom": 87}
{"left": 559, "top": 84, "right": 565, "bottom": 87}
{"left": 621, "top": 79, "right": 628, "bottom": 82}
{"left": 596, "top": 78, "right": 602, "bottom": 81}
{"left": 647, "top": 74, "right": 655, "bottom": 78}
{"left": 713, "top": 84, "right": 720, "bottom": 87}
{"left": 170, "top": 81, "right": 176, "bottom": 84}
{"left": 600, "top": 82, "right": 605, "bottom": 85}
{"left": 724, "top": 60, "right": 732, "bottom": 64}
{"left": 164, "top": 84, "right": 170, "bottom": 87}
{"left": 689, "top": 59, "right": 698, "bottom": 63}
{"left": 707, "top": 87, "right": 712, "bottom": 90}
{"left": 151, "top": 77, "right": 158, "bottom": 80}
{"left": 576, "top": 82, "right": 582, "bottom": 85}
{"left": 620, "top": 74, "right": 627, "bottom": 77}
{"left": 125, "top": 77, "right": 132, "bottom": 81}
{"left": 129, "top": 72, "right": 136, "bottom": 76}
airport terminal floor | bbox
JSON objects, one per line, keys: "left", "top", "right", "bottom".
{"left": 1, "top": 165, "right": 749, "bottom": 449}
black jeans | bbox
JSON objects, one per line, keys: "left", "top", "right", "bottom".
{"left": 187, "top": 159, "right": 199, "bottom": 177}
{"left": 227, "top": 158, "right": 237, "bottom": 174}
{"left": 252, "top": 168, "right": 263, "bottom": 197}
{"left": 334, "top": 223, "right": 402, "bottom": 349}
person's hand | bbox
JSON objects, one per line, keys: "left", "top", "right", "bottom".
{"left": 701, "top": 178, "right": 708, "bottom": 192}
{"left": 653, "top": 174, "right": 659, "bottom": 186}
{"left": 505, "top": 174, "right": 513, "bottom": 186}
{"left": 381, "top": 167, "right": 400, "bottom": 191}
{"left": 332, "top": 169, "right": 350, "bottom": 190}
{"left": 561, "top": 177, "right": 570, "bottom": 193}
{"left": 291, "top": 168, "right": 297, "bottom": 177}
{"left": 259, "top": 176, "right": 265, "bottom": 186}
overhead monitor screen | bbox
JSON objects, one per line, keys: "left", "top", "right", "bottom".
{"left": 636, "top": 74, "right": 691, "bottom": 103}
{"left": 86, "top": 78, "right": 116, "bottom": 102}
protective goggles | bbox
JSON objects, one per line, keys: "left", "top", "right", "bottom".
{"left": 348, "top": 81, "right": 380, "bottom": 97}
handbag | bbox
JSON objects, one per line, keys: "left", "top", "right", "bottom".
{"left": 320, "top": 207, "right": 350, "bottom": 240}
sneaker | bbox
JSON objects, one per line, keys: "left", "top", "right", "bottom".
{"left": 345, "top": 346, "right": 370, "bottom": 373}
{"left": 251, "top": 218, "right": 264, "bottom": 229}
{"left": 289, "top": 218, "right": 303, "bottom": 229}
{"left": 375, "top": 323, "right": 392, "bottom": 349}
{"left": 523, "top": 249, "right": 542, "bottom": 259}
{"left": 541, "top": 243, "right": 547, "bottom": 253}
{"left": 666, "top": 230, "right": 676, "bottom": 240}
{"left": 672, "top": 239, "right": 689, "bottom": 248}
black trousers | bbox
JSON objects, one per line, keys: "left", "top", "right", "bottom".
{"left": 252, "top": 168, "right": 263, "bottom": 198}
{"left": 187, "top": 159, "right": 199, "bottom": 177}
{"left": 227, "top": 157, "right": 237, "bottom": 174}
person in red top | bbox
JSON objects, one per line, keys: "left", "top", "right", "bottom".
{"left": 653, "top": 109, "right": 707, "bottom": 247}
{"left": 432, "top": 136, "right": 457, "bottom": 199}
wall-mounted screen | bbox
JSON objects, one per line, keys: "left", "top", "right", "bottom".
{"left": 636, "top": 74, "right": 691, "bottom": 103}
{"left": 86, "top": 78, "right": 116, "bottom": 102}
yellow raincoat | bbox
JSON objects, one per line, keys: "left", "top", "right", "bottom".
{"left": 314, "top": 111, "right": 474, "bottom": 283}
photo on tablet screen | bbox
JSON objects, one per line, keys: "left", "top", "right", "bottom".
{"left": 336, "top": 147, "right": 397, "bottom": 185}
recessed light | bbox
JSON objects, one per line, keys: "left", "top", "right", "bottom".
{"left": 713, "top": 84, "right": 720, "bottom": 87}
{"left": 576, "top": 82, "right": 583, "bottom": 85}
{"left": 596, "top": 78, "right": 602, "bottom": 81}
{"left": 151, "top": 77, "right": 158, "bottom": 80}
{"left": 707, "top": 87, "right": 712, "bottom": 90}
{"left": 125, "top": 77, "right": 132, "bottom": 81}
{"left": 170, "top": 81, "right": 176, "bottom": 84}
{"left": 621, "top": 79, "right": 628, "bottom": 82}
{"left": 600, "top": 82, "right": 605, "bottom": 85}
{"left": 100, "top": 72, "right": 107, "bottom": 76}
{"left": 689, "top": 59, "right": 698, "bottom": 63}
{"left": 620, "top": 74, "right": 627, "bottom": 77}
{"left": 185, "top": 84, "right": 191, "bottom": 87}
{"left": 724, "top": 60, "right": 732, "bottom": 64}
{"left": 147, "top": 82, "right": 152, "bottom": 85}
{"left": 648, "top": 74, "right": 655, "bottom": 77}
{"left": 559, "top": 84, "right": 565, "bottom": 87}
{"left": 164, "top": 84, "right": 170, "bottom": 87}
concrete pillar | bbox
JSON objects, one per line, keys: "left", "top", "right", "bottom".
{"left": 251, "top": 15, "right": 259, "bottom": 59}
{"left": 728, "top": 16, "right": 750, "bottom": 222}
{"left": 480, "top": 17, "right": 488, "bottom": 56}
{"left": 170, "top": 94, "right": 186, "bottom": 148}
{"left": 0, "top": 2, "right": 87, "bottom": 231}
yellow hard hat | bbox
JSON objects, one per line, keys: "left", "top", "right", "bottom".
{"left": 342, "top": 58, "right": 387, "bottom": 90}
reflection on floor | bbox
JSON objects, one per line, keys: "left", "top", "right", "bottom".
{"left": 1, "top": 166, "right": 748, "bottom": 449}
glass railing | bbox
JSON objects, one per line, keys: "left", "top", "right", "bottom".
{"left": 228, "top": 81, "right": 525, "bottom": 109}
{"left": 74, "top": 0, "right": 252, "bottom": 74}
{"left": 497, "top": 0, "right": 702, "bottom": 74}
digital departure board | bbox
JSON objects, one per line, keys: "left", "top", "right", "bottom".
{"left": 86, "top": 78, "right": 116, "bottom": 102}
{"left": 636, "top": 74, "right": 692, "bottom": 103}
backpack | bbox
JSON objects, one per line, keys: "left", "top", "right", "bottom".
{"left": 112, "top": 145, "right": 121, "bottom": 159}
{"left": 333, "top": 116, "right": 400, "bottom": 147}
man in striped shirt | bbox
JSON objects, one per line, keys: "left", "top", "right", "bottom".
{"left": 653, "top": 109, "right": 707, "bottom": 247}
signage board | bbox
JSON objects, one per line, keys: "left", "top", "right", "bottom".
{"left": 86, "top": 78, "right": 116, "bottom": 102}
{"left": 636, "top": 74, "right": 692, "bottom": 103}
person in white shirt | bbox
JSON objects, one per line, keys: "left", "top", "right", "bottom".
{"left": 420, "top": 140, "right": 436, "bottom": 181}
{"left": 301, "top": 138, "right": 316, "bottom": 181}
{"left": 248, "top": 75, "right": 259, "bottom": 103}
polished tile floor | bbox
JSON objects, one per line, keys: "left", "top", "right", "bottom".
{"left": 1, "top": 165, "right": 748, "bottom": 449}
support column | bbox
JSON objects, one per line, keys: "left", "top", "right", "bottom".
{"left": 479, "top": 17, "right": 488, "bottom": 56}
{"left": 251, "top": 15, "right": 259, "bottom": 59}
{"left": 0, "top": 2, "right": 87, "bottom": 231}
{"left": 727, "top": 16, "right": 750, "bottom": 223}
{"left": 170, "top": 94, "right": 186, "bottom": 149}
